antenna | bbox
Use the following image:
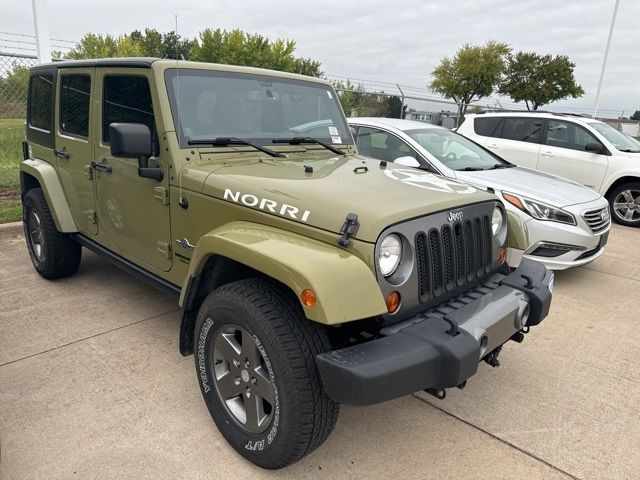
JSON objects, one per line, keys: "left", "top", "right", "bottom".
{"left": 175, "top": 13, "right": 186, "bottom": 207}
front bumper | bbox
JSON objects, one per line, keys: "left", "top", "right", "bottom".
{"left": 316, "top": 258, "right": 553, "bottom": 405}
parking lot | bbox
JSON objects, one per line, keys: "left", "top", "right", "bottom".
{"left": 0, "top": 221, "right": 638, "bottom": 480}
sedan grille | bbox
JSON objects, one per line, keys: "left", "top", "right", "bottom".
{"left": 416, "top": 215, "right": 493, "bottom": 304}
{"left": 583, "top": 207, "right": 611, "bottom": 233}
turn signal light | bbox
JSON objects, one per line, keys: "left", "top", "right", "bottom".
{"left": 498, "top": 246, "right": 507, "bottom": 264}
{"left": 301, "top": 289, "right": 316, "bottom": 308}
{"left": 502, "top": 192, "right": 524, "bottom": 210}
{"left": 385, "top": 291, "right": 401, "bottom": 314}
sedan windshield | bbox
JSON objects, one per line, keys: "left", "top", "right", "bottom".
{"left": 165, "top": 68, "right": 352, "bottom": 148}
{"left": 588, "top": 122, "right": 640, "bottom": 152}
{"left": 405, "top": 128, "right": 510, "bottom": 170}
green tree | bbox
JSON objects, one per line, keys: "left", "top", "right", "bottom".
{"left": 429, "top": 41, "right": 511, "bottom": 119}
{"left": 190, "top": 28, "right": 322, "bottom": 76}
{"left": 65, "top": 33, "right": 143, "bottom": 58}
{"left": 130, "top": 29, "right": 192, "bottom": 59}
{"left": 499, "top": 52, "right": 584, "bottom": 110}
{"left": 630, "top": 111, "right": 640, "bottom": 121}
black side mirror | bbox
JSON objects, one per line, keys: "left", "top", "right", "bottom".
{"left": 585, "top": 142, "right": 605, "bottom": 154}
{"left": 109, "top": 123, "right": 163, "bottom": 181}
{"left": 109, "top": 123, "right": 152, "bottom": 158}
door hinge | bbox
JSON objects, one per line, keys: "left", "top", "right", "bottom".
{"left": 87, "top": 210, "right": 97, "bottom": 224}
{"left": 153, "top": 186, "right": 169, "bottom": 205}
{"left": 157, "top": 241, "right": 172, "bottom": 259}
{"left": 84, "top": 164, "right": 93, "bottom": 180}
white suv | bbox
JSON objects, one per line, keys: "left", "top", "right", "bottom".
{"left": 458, "top": 112, "right": 640, "bottom": 227}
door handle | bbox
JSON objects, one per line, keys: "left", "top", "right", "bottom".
{"left": 541, "top": 151, "right": 554, "bottom": 157}
{"left": 54, "top": 149, "right": 70, "bottom": 159}
{"left": 90, "top": 161, "right": 112, "bottom": 173}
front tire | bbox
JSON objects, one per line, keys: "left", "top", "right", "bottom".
{"left": 22, "top": 188, "right": 82, "bottom": 279}
{"left": 608, "top": 182, "right": 640, "bottom": 227}
{"left": 193, "top": 278, "right": 339, "bottom": 469}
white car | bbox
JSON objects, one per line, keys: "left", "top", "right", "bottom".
{"left": 457, "top": 111, "right": 640, "bottom": 227}
{"left": 348, "top": 117, "right": 611, "bottom": 270}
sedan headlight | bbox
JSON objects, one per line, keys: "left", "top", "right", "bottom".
{"left": 378, "top": 234, "right": 402, "bottom": 276}
{"left": 502, "top": 192, "right": 576, "bottom": 225}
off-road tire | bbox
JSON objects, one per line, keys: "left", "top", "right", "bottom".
{"left": 607, "top": 181, "right": 640, "bottom": 227}
{"left": 22, "top": 188, "right": 82, "bottom": 279}
{"left": 193, "top": 278, "right": 339, "bottom": 469}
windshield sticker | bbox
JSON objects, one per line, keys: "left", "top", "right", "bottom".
{"left": 329, "top": 126, "right": 339, "bottom": 136}
{"left": 224, "top": 188, "right": 311, "bottom": 222}
{"left": 331, "top": 136, "right": 342, "bottom": 144}
{"left": 384, "top": 169, "right": 477, "bottom": 194}
{"left": 327, "top": 91, "right": 333, "bottom": 99}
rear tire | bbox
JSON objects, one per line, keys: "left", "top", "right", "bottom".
{"left": 22, "top": 188, "right": 82, "bottom": 279}
{"left": 608, "top": 182, "right": 640, "bottom": 227}
{"left": 193, "top": 278, "right": 339, "bottom": 469}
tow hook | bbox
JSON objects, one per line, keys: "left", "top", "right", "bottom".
{"left": 510, "top": 330, "right": 525, "bottom": 343}
{"left": 424, "top": 388, "right": 446, "bottom": 400}
{"left": 484, "top": 346, "right": 502, "bottom": 368}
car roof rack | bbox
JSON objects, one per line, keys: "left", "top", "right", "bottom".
{"left": 476, "top": 109, "right": 593, "bottom": 119}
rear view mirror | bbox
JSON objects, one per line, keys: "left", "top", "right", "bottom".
{"left": 109, "top": 123, "right": 152, "bottom": 158}
{"left": 109, "top": 123, "right": 163, "bottom": 181}
{"left": 394, "top": 156, "right": 421, "bottom": 168}
{"left": 585, "top": 142, "right": 605, "bottom": 154}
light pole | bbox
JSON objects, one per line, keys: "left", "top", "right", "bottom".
{"left": 593, "top": 0, "right": 620, "bottom": 118}
{"left": 31, "top": 0, "right": 52, "bottom": 63}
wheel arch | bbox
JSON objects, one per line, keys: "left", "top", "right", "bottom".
{"left": 603, "top": 175, "right": 640, "bottom": 200}
{"left": 20, "top": 160, "right": 77, "bottom": 232}
{"left": 177, "top": 221, "right": 387, "bottom": 356}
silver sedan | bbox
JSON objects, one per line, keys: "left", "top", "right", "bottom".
{"left": 348, "top": 117, "right": 611, "bottom": 270}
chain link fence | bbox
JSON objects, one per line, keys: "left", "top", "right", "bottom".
{"left": 0, "top": 52, "right": 38, "bottom": 119}
{"left": 2, "top": 51, "right": 640, "bottom": 135}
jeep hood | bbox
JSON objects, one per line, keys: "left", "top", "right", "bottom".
{"left": 198, "top": 155, "right": 493, "bottom": 243}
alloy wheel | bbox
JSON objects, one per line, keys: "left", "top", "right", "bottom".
{"left": 212, "top": 324, "right": 276, "bottom": 433}
{"left": 27, "top": 208, "right": 45, "bottom": 262}
{"left": 613, "top": 189, "right": 640, "bottom": 223}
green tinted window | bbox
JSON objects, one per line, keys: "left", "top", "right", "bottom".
{"left": 29, "top": 74, "right": 53, "bottom": 131}
{"left": 60, "top": 75, "right": 91, "bottom": 138}
{"left": 103, "top": 76, "right": 155, "bottom": 143}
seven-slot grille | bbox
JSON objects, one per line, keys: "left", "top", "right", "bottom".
{"left": 415, "top": 215, "right": 493, "bottom": 304}
{"left": 583, "top": 207, "right": 610, "bottom": 233}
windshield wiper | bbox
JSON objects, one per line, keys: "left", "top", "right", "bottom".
{"left": 487, "top": 163, "right": 516, "bottom": 169}
{"left": 187, "top": 137, "right": 285, "bottom": 158}
{"left": 272, "top": 137, "right": 345, "bottom": 156}
{"left": 619, "top": 148, "right": 640, "bottom": 153}
{"left": 461, "top": 167, "right": 484, "bottom": 171}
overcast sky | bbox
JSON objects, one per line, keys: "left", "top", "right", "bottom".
{"left": 2, "top": 0, "right": 638, "bottom": 115}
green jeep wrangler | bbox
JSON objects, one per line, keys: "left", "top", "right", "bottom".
{"left": 20, "top": 58, "right": 553, "bottom": 469}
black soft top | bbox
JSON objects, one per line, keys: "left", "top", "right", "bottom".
{"left": 29, "top": 57, "right": 158, "bottom": 72}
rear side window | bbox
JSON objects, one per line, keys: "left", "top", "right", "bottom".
{"left": 103, "top": 76, "right": 155, "bottom": 143}
{"left": 28, "top": 74, "right": 53, "bottom": 131}
{"left": 60, "top": 75, "right": 91, "bottom": 138}
{"left": 500, "top": 117, "right": 543, "bottom": 143}
{"left": 473, "top": 117, "right": 502, "bottom": 137}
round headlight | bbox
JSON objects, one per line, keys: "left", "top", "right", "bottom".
{"left": 379, "top": 234, "right": 402, "bottom": 276}
{"left": 491, "top": 207, "right": 504, "bottom": 236}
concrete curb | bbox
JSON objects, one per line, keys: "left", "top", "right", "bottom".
{"left": 0, "top": 221, "right": 22, "bottom": 234}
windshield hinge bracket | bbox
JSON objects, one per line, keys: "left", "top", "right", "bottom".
{"left": 338, "top": 213, "right": 359, "bottom": 248}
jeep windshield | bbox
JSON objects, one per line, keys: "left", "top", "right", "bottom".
{"left": 588, "top": 122, "right": 640, "bottom": 152}
{"left": 165, "top": 68, "right": 352, "bottom": 149}
{"left": 405, "top": 128, "right": 514, "bottom": 171}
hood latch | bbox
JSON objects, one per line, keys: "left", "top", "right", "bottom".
{"left": 338, "top": 213, "right": 359, "bottom": 247}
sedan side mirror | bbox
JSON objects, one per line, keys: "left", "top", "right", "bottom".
{"left": 585, "top": 142, "right": 606, "bottom": 154}
{"left": 394, "top": 156, "right": 421, "bottom": 168}
{"left": 109, "top": 123, "right": 163, "bottom": 181}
